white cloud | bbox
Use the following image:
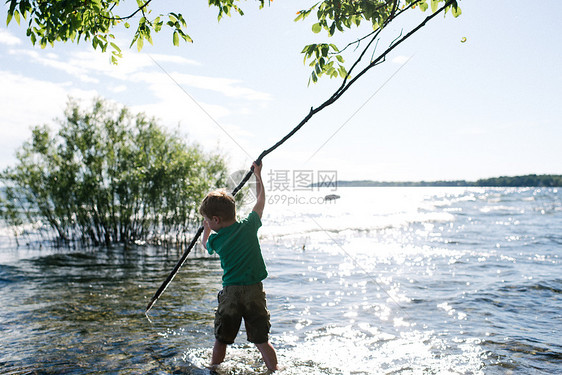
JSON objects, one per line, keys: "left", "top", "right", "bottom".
{"left": 456, "top": 127, "right": 487, "bottom": 136}
{"left": 0, "top": 71, "right": 99, "bottom": 169}
{"left": 127, "top": 94, "right": 253, "bottom": 170}
{"left": 123, "top": 68, "right": 259, "bottom": 162}
{"left": 8, "top": 48, "right": 101, "bottom": 83}
{"left": 131, "top": 53, "right": 272, "bottom": 102}
{"left": 7, "top": 47, "right": 146, "bottom": 84}
{"left": 392, "top": 55, "right": 410, "bottom": 65}
{"left": 147, "top": 53, "right": 201, "bottom": 66}
{"left": 0, "top": 29, "right": 21, "bottom": 46}
{"left": 171, "top": 72, "right": 273, "bottom": 101}
{"left": 68, "top": 50, "right": 149, "bottom": 77}
{"left": 7, "top": 43, "right": 272, "bottom": 104}
{"left": 110, "top": 84, "right": 128, "bottom": 93}
{"left": 0, "top": 71, "right": 66, "bottom": 129}
{"left": 0, "top": 42, "right": 271, "bottom": 171}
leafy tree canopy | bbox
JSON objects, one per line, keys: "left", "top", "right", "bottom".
{"left": 0, "top": 98, "right": 228, "bottom": 246}
{"left": 5, "top": 0, "right": 460, "bottom": 79}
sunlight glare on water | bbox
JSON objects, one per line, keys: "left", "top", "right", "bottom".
{"left": 1, "top": 187, "right": 560, "bottom": 374}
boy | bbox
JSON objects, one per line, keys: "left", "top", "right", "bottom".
{"left": 199, "top": 161, "right": 278, "bottom": 372}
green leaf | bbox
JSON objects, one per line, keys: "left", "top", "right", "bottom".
{"left": 110, "top": 42, "right": 121, "bottom": 52}
{"left": 181, "top": 32, "right": 193, "bottom": 43}
{"left": 431, "top": 0, "right": 439, "bottom": 13}
{"left": 153, "top": 17, "right": 162, "bottom": 32}
{"left": 452, "top": 5, "right": 462, "bottom": 17}
{"left": 178, "top": 14, "right": 187, "bottom": 28}
{"left": 312, "top": 23, "right": 322, "bottom": 34}
{"left": 136, "top": 36, "right": 144, "bottom": 51}
{"left": 338, "top": 65, "right": 347, "bottom": 79}
{"left": 173, "top": 31, "right": 179, "bottom": 46}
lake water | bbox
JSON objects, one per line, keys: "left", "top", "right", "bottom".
{"left": 1, "top": 187, "right": 561, "bottom": 374}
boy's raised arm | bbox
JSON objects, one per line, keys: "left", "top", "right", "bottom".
{"left": 252, "top": 161, "right": 265, "bottom": 219}
{"left": 201, "top": 219, "right": 211, "bottom": 249}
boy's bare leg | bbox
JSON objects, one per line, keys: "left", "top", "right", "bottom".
{"left": 255, "top": 341, "right": 278, "bottom": 371}
{"left": 211, "top": 340, "right": 227, "bottom": 367}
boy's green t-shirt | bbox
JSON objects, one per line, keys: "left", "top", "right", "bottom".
{"left": 206, "top": 211, "right": 268, "bottom": 286}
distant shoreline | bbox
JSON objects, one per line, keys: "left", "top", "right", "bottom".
{"left": 314, "top": 174, "right": 562, "bottom": 188}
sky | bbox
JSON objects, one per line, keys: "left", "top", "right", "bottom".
{"left": 1, "top": 1, "right": 561, "bottom": 183}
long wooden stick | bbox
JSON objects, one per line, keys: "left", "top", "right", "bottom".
{"left": 145, "top": 0, "right": 455, "bottom": 316}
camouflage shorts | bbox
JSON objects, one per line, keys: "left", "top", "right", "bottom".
{"left": 214, "top": 282, "right": 271, "bottom": 344}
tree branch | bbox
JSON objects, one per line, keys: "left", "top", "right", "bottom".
{"left": 329, "top": 0, "right": 455, "bottom": 108}
{"left": 146, "top": 0, "right": 459, "bottom": 314}
{"left": 100, "top": 0, "right": 153, "bottom": 21}
{"left": 332, "top": 0, "right": 418, "bottom": 55}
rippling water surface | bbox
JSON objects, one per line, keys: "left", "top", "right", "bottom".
{"left": 1, "top": 187, "right": 561, "bottom": 374}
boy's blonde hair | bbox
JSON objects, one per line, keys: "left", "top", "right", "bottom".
{"left": 199, "top": 189, "right": 236, "bottom": 221}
